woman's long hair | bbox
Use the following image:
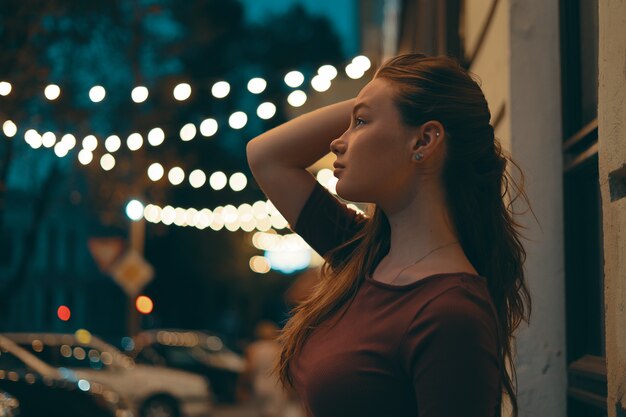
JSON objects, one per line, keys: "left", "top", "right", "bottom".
{"left": 273, "top": 53, "right": 533, "bottom": 417}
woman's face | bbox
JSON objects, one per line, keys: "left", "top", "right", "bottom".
{"left": 330, "top": 77, "right": 418, "bottom": 205}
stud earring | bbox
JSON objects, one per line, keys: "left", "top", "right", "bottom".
{"left": 414, "top": 153, "right": 423, "bottom": 161}
{"left": 436, "top": 132, "right": 440, "bottom": 137}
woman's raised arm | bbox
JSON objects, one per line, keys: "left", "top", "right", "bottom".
{"left": 246, "top": 98, "right": 355, "bottom": 229}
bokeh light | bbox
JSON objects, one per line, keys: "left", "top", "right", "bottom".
{"left": 168, "top": 167, "right": 185, "bottom": 185}
{"left": 135, "top": 295, "right": 154, "bottom": 314}
{"left": 0, "top": 81, "right": 11, "bottom": 96}
{"left": 147, "top": 163, "right": 164, "bottom": 181}
{"left": 78, "top": 149, "right": 93, "bottom": 165}
{"left": 247, "top": 77, "right": 267, "bottom": 94}
{"left": 229, "top": 172, "right": 247, "bottom": 191}
{"left": 100, "top": 154, "right": 115, "bottom": 171}
{"left": 148, "top": 127, "right": 165, "bottom": 146}
{"left": 105, "top": 135, "right": 121, "bottom": 152}
{"left": 284, "top": 70, "right": 304, "bottom": 88}
{"left": 57, "top": 305, "right": 71, "bottom": 321}
{"left": 89, "top": 86, "right": 106, "bottom": 102}
{"left": 131, "top": 86, "right": 149, "bottom": 103}
{"left": 2, "top": 120, "right": 17, "bottom": 137}
{"left": 211, "top": 81, "right": 230, "bottom": 98}
{"left": 228, "top": 111, "right": 247, "bottom": 129}
{"left": 173, "top": 83, "right": 191, "bottom": 101}
{"left": 209, "top": 171, "right": 227, "bottom": 190}
{"left": 287, "top": 90, "right": 307, "bottom": 107}
{"left": 189, "top": 169, "right": 207, "bottom": 188}
{"left": 82, "top": 135, "right": 98, "bottom": 151}
{"left": 126, "top": 200, "right": 144, "bottom": 221}
{"left": 179, "top": 123, "right": 197, "bottom": 141}
{"left": 44, "top": 84, "right": 61, "bottom": 100}
{"left": 200, "top": 118, "right": 218, "bottom": 137}
{"left": 256, "top": 102, "right": 276, "bottom": 120}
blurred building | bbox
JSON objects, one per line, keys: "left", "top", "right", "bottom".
{"left": 0, "top": 156, "right": 126, "bottom": 338}
{"left": 292, "top": 0, "right": 621, "bottom": 416}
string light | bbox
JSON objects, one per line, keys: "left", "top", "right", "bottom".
{"left": 61, "top": 134, "right": 77, "bottom": 150}
{"left": 228, "top": 111, "right": 247, "bottom": 129}
{"left": 173, "top": 83, "right": 191, "bottom": 101}
{"left": 0, "top": 81, "right": 12, "bottom": 96}
{"left": 199, "top": 118, "right": 218, "bottom": 137}
{"left": 147, "top": 127, "right": 165, "bottom": 146}
{"left": 345, "top": 62, "right": 365, "bottom": 80}
{"left": 78, "top": 149, "right": 93, "bottom": 165}
{"left": 1, "top": 55, "right": 371, "bottom": 106}
{"left": 211, "top": 81, "right": 230, "bottom": 99}
{"left": 352, "top": 55, "right": 372, "bottom": 71}
{"left": 317, "top": 64, "right": 338, "bottom": 80}
{"left": 284, "top": 70, "right": 304, "bottom": 88}
{"left": 2, "top": 120, "right": 17, "bottom": 137}
{"left": 105, "top": 135, "right": 121, "bottom": 152}
{"left": 82, "top": 135, "right": 98, "bottom": 151}
{"left": 209, "top": 171, "right": 227, "bottom": 190}
{"left": 287, "top": 90, "right": 307, "bottom": 107}
{"left": 89, "top": 86, "right": 106, "bottom": 102}
{"left": 139, "top": 201, "right": 271, "bottom": 231}
{"left": 179, "top": 123, "right": 196, "bottom": 141}
{"left": 131, "top": 86, "right": 149, "bottom": 103}
{"left": 147, "top": 163, "right": 164, "bottom": 181}
{"left": 127, "top": 133, "right": 143, "bottom": 151}
{"left": 189, "top": 169, "right": 206, "bottom": 188}
{"left": 229, "top": 172, "right": 247, "bottom": 191}
{"left": 41, "top": 132, "right": 56, "bottom": 148}
{"left": 311, "top": 75, "right": 331, "bottom": 92}
{"left": 247, "top": 78, "right": 267, "bottom": 94}
{"left": 54, "top": 142, "right": 69, "bottom": 157}
{"left": 44, "top": 84, "right": 61, "bottom": 100}
{"left": 256, "top": 102, "right": 276, "bottom": 120}
{"left": 168, "top": 166, "right": 185, "bottom": 185}
{"left": 100, "top": 153, "right": 116, "bottom": 171}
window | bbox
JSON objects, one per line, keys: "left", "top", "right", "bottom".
{"left": 560, "top": 0, "right": 606, "bottom": 415}
{"left": 18, "top": 343, "right": 110, "bottom": 371}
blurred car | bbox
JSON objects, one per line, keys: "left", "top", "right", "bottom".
{"left": 3, "top": 333, "right": 214, "bottom": 417}
{"left": 0, "top": 335, "right": 131, "bottom": 417}
{"left": 130, "top": 329, "right": 245, "bottom": 404}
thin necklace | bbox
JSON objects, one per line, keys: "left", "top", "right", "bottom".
{"left": 387, "top": 241, "right": 460, "bottom": 284}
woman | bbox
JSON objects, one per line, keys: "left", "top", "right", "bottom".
{"left": 246, "top": 53, "right": 532, "bottom": 417}
{"left": 241, "top": 321, "right": 290, "bottom": 417}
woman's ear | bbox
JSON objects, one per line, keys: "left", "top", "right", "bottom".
{"left": 412, "top": 121, "right": 444, "bottom": 161}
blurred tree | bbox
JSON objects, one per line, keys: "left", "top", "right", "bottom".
{"left": 0, "top": 0, "right": 345, "bottom": 337}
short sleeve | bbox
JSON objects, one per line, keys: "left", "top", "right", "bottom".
{"left": 399, "top": 286, "right": 502, "bottom": 417}
{"left": 290, "top": 180, "right": 368, "bottom": 260}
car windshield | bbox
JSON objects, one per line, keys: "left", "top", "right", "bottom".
{"left": 18, "top": 343, "right": 114, "bottom": 370}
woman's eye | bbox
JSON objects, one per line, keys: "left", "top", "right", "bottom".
{"left": 354, "top": 117, "right": 365, "bottom": 127}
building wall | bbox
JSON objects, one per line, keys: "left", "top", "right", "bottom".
{"left": 598, "top": 1, "right": 626, "bottom": 415}
{"left": 463, "top": 1, "right": 566, "bottom": 416}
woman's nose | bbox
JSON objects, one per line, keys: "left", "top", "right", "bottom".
{"left": 329, "top": 137, "right": 345, "bottom": 156}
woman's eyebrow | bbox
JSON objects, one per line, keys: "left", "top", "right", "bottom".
{"left": 352, "top": 102, "right": 371, "bottom": 115}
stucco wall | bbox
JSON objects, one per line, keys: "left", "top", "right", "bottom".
{"left": 508, "top": 1, "right": 566, "bottom": 416}
{"left": 464, "top": 0, "right": 566, "bottom": 416}
{"left": 598, "top": 1, "right": 626, "bottom": 415}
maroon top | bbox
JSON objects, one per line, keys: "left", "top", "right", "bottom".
{"left": 288, "top": 180, "right": 502, "bottom": 417}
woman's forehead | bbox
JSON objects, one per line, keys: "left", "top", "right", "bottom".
{"left": 356, "top": 78, "right": 396, "bottom": 111}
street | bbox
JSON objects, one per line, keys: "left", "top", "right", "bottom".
{"left": 213, "top": 401, "right": 305, "bottom": 417}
